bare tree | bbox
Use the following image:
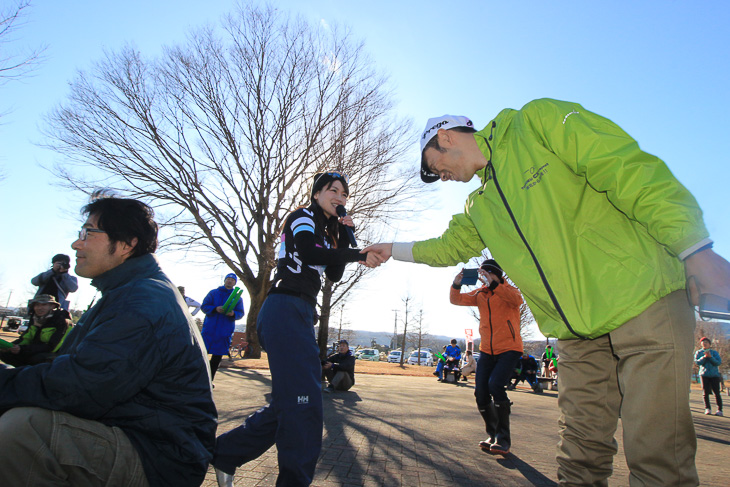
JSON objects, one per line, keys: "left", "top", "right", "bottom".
{"left": 0, "top": 0, "right": 46, "bottom": 180}
{"left": 329, "top": 302, "right": 354, "bottom": 349}
{"left": 42, "top": 4, "right": 421, "bottom": 357}
{"left": 0, "top": 1, "right": 45, "bottom": 87}
{"left": 408, "top": 309, "right": 430, "bottom": 365}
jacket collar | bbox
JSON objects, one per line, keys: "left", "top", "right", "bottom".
{"left": 475, "top": 108, "right": 515, "bottom": 185}
{"left": 90, "top": 254, "right": 161, "bottom": 293}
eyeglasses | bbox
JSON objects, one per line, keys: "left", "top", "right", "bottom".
{"left": 78, "top": 228, "right": 107, "bottom": 241}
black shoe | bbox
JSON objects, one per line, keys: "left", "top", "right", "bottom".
{"left": 490, "top": 441, "right": 510, "bottom": 455}
{"left": 432, "top": 371, "right": 439, "bottom": 376}
{"left": 479, "top": 439, "right": 494, "bottom": 451}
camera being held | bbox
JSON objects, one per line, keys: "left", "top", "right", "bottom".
{"left": 30, "top": 254, "right": 78, "bottom": 310}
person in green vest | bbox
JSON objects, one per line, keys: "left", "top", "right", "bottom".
{"left": 0, "top": 294, "right": 72, "bottom": 366}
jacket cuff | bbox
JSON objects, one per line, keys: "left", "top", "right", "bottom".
{"left": 392, "top": 242, "right": 415, "bottom": 262}
{"left": 678, "top": 238, "right": 713, "bottom": 260}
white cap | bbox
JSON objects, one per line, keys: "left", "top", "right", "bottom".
{"left": 419, "top": 115, "right": 474, "bottom": 183}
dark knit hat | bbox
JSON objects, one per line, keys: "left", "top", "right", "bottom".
{"left": 480, "top": 259, "right": 503, "bottom": 279}
{"left": 52, "top": 254, "right": 71, "bottom": 265}
{"left": 338, "top": 339, "right": 349, "bottom": 345}
{"left": 311, "top": 172, "right": 350, "bottom": 201}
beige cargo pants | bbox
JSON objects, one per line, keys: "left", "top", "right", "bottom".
{"left": 556, "top": 290, "right": 699, "bottom": 486}
{"left": 0, "top": 407, "right": 149, "bottom": 486}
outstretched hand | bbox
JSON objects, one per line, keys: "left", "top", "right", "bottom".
{"left": 362, "top": 243, "right": 393, "bottom": 264}
{"left": 360, "top": 250, "right": 385, "bottom": 268}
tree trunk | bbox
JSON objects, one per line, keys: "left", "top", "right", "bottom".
{"left": 240, "top": 268, "right": 274, "bottom": 359}
{"left": 244, "top": 301, "right": 262, "bottom": 358}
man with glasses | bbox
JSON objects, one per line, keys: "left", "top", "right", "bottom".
{"left": 0, "top": 196, "right": 217, "bottom": 487}
{"left": 365, "top": 99, "right": 730, "bottom": 485}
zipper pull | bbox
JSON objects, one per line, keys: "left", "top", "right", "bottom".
{"left": 478, "top": 162, "right": 493, "bottom": 195}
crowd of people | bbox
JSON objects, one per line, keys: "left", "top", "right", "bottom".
{"left": 1, "top": 97, "right": 728, "bottom": 487}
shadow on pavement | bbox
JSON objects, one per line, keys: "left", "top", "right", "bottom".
{"left": 496, "top": 453, "right": 558, "bottom": 486}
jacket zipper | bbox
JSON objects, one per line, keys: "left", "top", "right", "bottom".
{"left": 482, "top": 122, "right": 586, "bottom": 340}
{"left": 487, "top": 296, "right": 494, "bottom": 354}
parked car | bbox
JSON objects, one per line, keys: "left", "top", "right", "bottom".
{"left": 3, "top": 316, "right": 23, "bottom": 332}
{"left": 407, "top": 350, "right": 434, "bottom": 366}
{"left": 387, "top": 350, "right": 402, "bottom": 363}
{"left": 356, "top": 348, "right": 379, "bottom": 361}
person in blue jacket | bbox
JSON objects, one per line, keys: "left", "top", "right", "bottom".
{"left": 442, "top": 339, "right": 462, "bottom": 381}
{"left": 695, "top": 337, "right": 723, "bottom": 416}
{"left": 201, "top": 273, "right": 245, "bottom": 380}
{"left": 433, "top": 345, "right": 448, "bottom": 380}
{"left": 0, "top": 197, "right": 216, "bottom": 487}
{"left": 213, "top": 172, "right": 379, "bottom": 487}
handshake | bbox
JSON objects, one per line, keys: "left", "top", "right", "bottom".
{"left": 358, "top": 243, "right": 394, "bottom": 269}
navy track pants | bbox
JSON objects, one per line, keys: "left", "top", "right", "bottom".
{"left": 213, "top": 294, "right": 323, "bottom": 486}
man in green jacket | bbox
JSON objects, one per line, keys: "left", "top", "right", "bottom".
{"left": 365, "top": 98, "right": 730, "bottom": 486}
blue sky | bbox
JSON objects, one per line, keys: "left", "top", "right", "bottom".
{"left": 1, "top": 1, "right": 728, "bottom": 339}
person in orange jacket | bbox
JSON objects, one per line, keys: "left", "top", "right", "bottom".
{"left": 451, "top": 259, "right": 523, "bottom": 455}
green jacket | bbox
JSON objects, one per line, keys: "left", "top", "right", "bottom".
{"left": 412, "top": 98, "right": 708, "bottom": 339}
{"left": 16, "top": 308, "right": 72, "bottom": 353}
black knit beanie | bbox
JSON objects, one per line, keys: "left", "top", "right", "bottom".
{"left": 52, "top": 254, "right": 71, "bottom": 265}
{"left": 480, "top": 259, "right": 503, "bottom": 279}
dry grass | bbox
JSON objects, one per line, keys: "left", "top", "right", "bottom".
{"left": 226, "top": 353, "right": 437, "bottom": 377}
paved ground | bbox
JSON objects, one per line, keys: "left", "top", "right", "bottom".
{"left": 203, "top": 366, "right": 729, "bottom": 486}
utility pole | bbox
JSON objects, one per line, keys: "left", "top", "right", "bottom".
{"left": 417, "top": 310, "right": 423, "bottom": 365}
{"left": 5, "top": 290, "right": 12, "bottom": 308}
{"left": 399, "top": 296, "right": 410, "bottom": 366}
{"left": 391, "top": 310, "right": 398, "bottom": 350}
{"left": 337, "top": 308, "right": 343, "bottom": 343}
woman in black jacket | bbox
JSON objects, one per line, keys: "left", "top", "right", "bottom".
{"left": 213, "top": 172, "right": 378, "bottom": 487}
